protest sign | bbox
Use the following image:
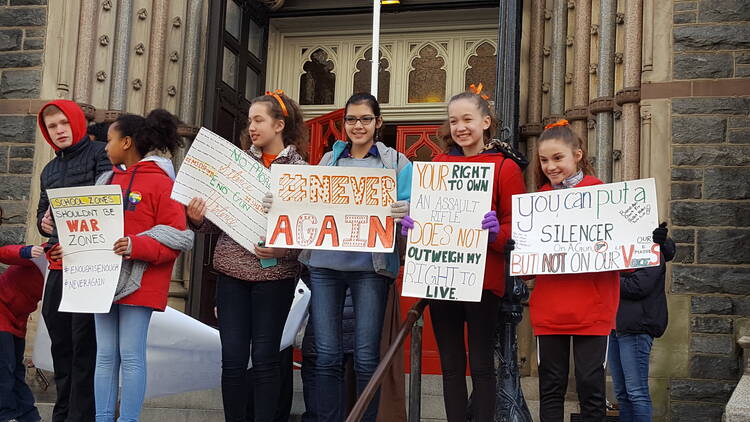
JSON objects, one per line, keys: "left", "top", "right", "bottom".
{"left": 48, "top": 185, "right": 123, "bottom": 313}
{"left": 510, "top": 178, "right": 660, "bottom": 276}
{"left": 265, "top": 164, "right": 397, "bottom": 252}
{"left": 171, "top": 127, "right": 270, "bottom": 252}
{"left": 401, "top": 162, "right": 494, "bottom": 302}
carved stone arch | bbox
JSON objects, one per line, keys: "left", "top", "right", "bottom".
{"left": 352, "top": 43, "right": 392, "bottom": 103}
{"left": 298, "top": 45, "right": 338, "bottom": 105}
{"left": 463, "top": 39, "right": 497, "bottom": 99}
{"left": 407, "top": 41, "right": 449, "bottom": 103}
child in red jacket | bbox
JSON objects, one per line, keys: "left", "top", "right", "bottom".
{"left": 0, "top": 243, "right": 44, "bottom": 422}
{"left": 402, "top": 89, "right": 527, "bottom": 422}
{"left": 94, "top": 109, "right": 192, "bottom": 421}
{"left": 530, "top": 119, "right": 619, "bottom": 422}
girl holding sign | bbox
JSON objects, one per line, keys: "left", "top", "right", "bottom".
{"left": 401, "top": 86, "right": 526, "bottom": 422}
{"left": 95, "top": 109, "right": 193, "bottom": 422}
{"left": 187, "top": 91, "right": 307, "bottom": 422}
{"left": 529, "top": 119, "right": 617, "bottom": 422}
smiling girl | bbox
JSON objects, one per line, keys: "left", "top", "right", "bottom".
{"left": 186, "top": 91, "right": 307, "bottom": 422}
{"left": 529, "top": 119, "right": 618, "bottom": 422}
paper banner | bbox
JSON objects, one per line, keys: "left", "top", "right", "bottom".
{"left": 265, "top": 164, "right": 397, "bottom": 253}
{"left": 510, "top": 178, "right": 660, "bottom": 276}
{"left": 47, "top": 185, "right": 123, "bottom": 313}
{"left": 172, "top": 127, "right": 270, "bottom": 252}
{"left": 401, "top": 162, "right": 494, "bottom": 302}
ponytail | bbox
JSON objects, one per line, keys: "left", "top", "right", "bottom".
{"left": 114, "top": 109, "right": 183, "bottom": 157}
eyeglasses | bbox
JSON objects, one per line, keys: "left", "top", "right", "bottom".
{"left": 344, "top": 115, "right": 377, "bottom": 126}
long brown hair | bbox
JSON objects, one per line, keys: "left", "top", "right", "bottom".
{"left": 249, "top": 91, "right": 308, "bottom": 160}
{"left": 533, "top": 121, "right": 595, "bottom": 188}
{"left": 438, "top": 91, "right": 498, "bottom": 153}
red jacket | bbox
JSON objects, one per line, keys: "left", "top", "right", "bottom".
{"left": 0, "top": 245, "right": 44, "bottom": 338}
{"left": 110, "top": 160, "right": 187, "bottom": 311}
{"left": 433, "top": 148, "right": 526, "bottom": 297}
{"left": 529, "top": 175, "right": 620, "bottom": 336}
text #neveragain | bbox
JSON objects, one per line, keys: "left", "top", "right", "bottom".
{"left": 510, "top": 178, "right": 660, "bottom": 276}
{"left": 171, "top": 127, "right": 270, "bottom": 252}
{"left": 48, "top": 185, "right": 124, "bottom": 313}
{"left": 265, "top": 164, "right": 398, "bottom": 252}
{"left": 401, "top": 162, "right": 495, "bottom": 302}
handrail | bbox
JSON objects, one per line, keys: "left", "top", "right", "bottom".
{"left": 345, "top": 299, "right": 428, "bottom": 422}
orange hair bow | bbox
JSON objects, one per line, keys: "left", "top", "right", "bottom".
{"left": 544, "top": 119, "right": 569, "bottom": 130}
{"left": 266, "top": 89, "right": 289, "bottom": 117}
{"left": 469, "top": 83, "right": 490, "bottom": 101}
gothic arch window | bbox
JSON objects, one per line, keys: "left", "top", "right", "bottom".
{"left": 464, "top": 41, "right": 497, "bottom": 101}
{"left": 299, "top": 48, "right": 336, "bottom": 105}
{"left": 408, "top": 44, "right": 446, "bottom": 103}
{"left": 353, "top": 47, "right": 390, "bottom": 103}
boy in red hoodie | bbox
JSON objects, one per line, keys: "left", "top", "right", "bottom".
{"left": 36, "top": 100, "right": 111, "bottom": 422}
{"left": 0, "top": 238, "right": 45, "bottom": 422}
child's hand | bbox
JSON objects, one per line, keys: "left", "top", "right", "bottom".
{"left": 41, "top": 207, "right": 55, "bottom": 235}
{"left": 254, "top": 237, "right": 287, "bottom": 259}
{"left": 482, "top": 210, "right": 500, "bottom": 243}
{"left": 113, "top": 237, "right": 132, "bottom": 257}
{"left": 48, "top": 244, "right": 63, "bottom": 261}
{"left": 400, "top": 215, "right": 415, "bottom": 236}
{"left": 390, "top": 200, "right": 409, "bottom": 223}
{"left": 186, "top": 197, "right": 207, "bottom": 227}
{"left": 262, "top": 192, "right": 274, "bottom": 213}
{"left": 30, "top": 246, "right": 44, "bottom": 258}
{"left": 652, "top": 222, "right": 668, "bottom": 246}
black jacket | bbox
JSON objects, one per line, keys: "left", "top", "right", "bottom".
{"left": 615, "top": 238, "right": 676, "bottom": 337}
{"left": 36, "top": 137, "right": 112, "bottom": 244}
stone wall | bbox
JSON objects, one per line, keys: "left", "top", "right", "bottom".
{"left": 668, "top": 1, "right": 750, "bottom": 420}
{"left": 0, "top": 0, "right": 46, "bottom": 246}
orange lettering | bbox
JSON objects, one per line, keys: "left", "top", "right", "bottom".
{"left": 315, "top": 215, "right": 340, "bottom": 247}
{"left": 269, "top": 215, "right": 293, "bottom": 245}
{"left": 367, "top": 216, "right": 394, "bottom": 249}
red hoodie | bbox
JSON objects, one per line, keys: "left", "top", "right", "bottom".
{"left": 110, "top": 160, "right": 187, "bottom": 311}
{"left": 433, "top": 148, "right": 527, "bottom": 297}
{"left": 529, "top": 175, "right": 620, "bottom": 336}
{"left": 0, "top": 245, "right": 44, "bottom": 338}
{"left": 37, "top": 99, "right": 88, "bottom": 151}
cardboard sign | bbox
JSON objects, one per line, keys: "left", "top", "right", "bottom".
{"left": 47, "top": 185, "right": 124, "bottom": 313}
{"left": 401, "top": 162, "right": 494, "bottom": 302}
{"left": 265, "top": 164, "right": 397, "bottom": 252}
{"left": 510, "top": 178, "right": 660, "bottom": 276}
{"left": 171, "top": 127, "right": 270, "bottom": 252}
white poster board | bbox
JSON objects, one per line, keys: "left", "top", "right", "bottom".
{"left": 47, "top": 185, "right": 123, "bottom": 313}
{"left": 401, "top": 162, "right": 494, "bottom": 302}
{"left": 510, "top": 178, "right": 660, "bottom": 276}
{"left": 171, "top": 127, "right": 270, "bottom": 252}
{"left": 265, "top": 164, "right": 397, "bottom": 253}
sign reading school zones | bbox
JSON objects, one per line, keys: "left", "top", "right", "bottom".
{"left": 47, "top": 185, "right": 123, "bottom": 313}
{"left": 510, "top": 178, "right": 660, "bottom": 276}
{"left": 265, "top": 164, "right": 397, "bottom": 253}
{"left": 171, "top": 127, "right": 270, "bottom": 252}
{"left": 401, "top": 162, "right": 494, "bottom": 302}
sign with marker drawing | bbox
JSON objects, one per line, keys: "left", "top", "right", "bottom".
{"left": 47, "top": 185, "right": 123, "bottom": 313}
{"left": 265, "top": 164, "right": 397, "bottom": 252}
{"left": 171, "top": 127, "right": 270, "bottom": 252}
{"left": 510, "top": 178, "right": 660, "bottom": 276}
{"left": 401, "top": 162, "right": 494, "bottom": 302}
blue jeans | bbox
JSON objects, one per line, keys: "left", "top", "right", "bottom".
{"left": 94, "top": 305, "right": 153, "bottom": 422}
{"left": 608, "top": 332, "right": 653, "bottom": 422}
{"left": 309, "top": 268, "right": 389, "bottom": 422}
{"left": 0, "top": 332, "right": 41, "bottom": 422}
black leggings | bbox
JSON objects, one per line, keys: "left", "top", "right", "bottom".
{"left": 430, "top": 290, "right": 501, "bottom": 422}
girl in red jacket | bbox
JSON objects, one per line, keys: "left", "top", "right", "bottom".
{"left": 530, "top": 119, "right": 618, "bottom": 422}
{"left": 95, "top": 109, "right": 191, "bottom": 422}
{"left": 402, "top": 89, "right": 526, "bottom": 421}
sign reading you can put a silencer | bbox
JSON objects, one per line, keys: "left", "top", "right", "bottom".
{"left": 401, "top": 162, "right": 495, "bottom": 303}
{"left": 510, "top": 178, "right": 661, "bottom": 276}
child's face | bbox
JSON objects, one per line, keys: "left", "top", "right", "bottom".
{"left": 448, "top": 98, "right": 491, "bottom": 154}
{"left": 344, "top": 102, "right": 381, "bottom": 147}
{"left": 105, "top": 123, "right": 129, "bottom": 166}
{"left": 248, "top": 102, "right": 284, "bottom": 150}
{"left": 44, "top": 111, "right": 74, "bottom": 149}
{"left": 538, "top": 138, "right": 583, "bottom": 185}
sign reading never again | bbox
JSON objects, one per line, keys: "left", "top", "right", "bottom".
{"left": 265, "top": 164, "right": 398, "bottom": 252}
{"left": 510, "top": 178, "right": 661, "bottom": 276}
{"left": 401, "top": 162, "right": 494, "bottom": 302}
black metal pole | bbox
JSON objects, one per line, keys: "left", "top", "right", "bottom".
{"left": 493, "top": 0, "right": 532, "bottom": 420}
